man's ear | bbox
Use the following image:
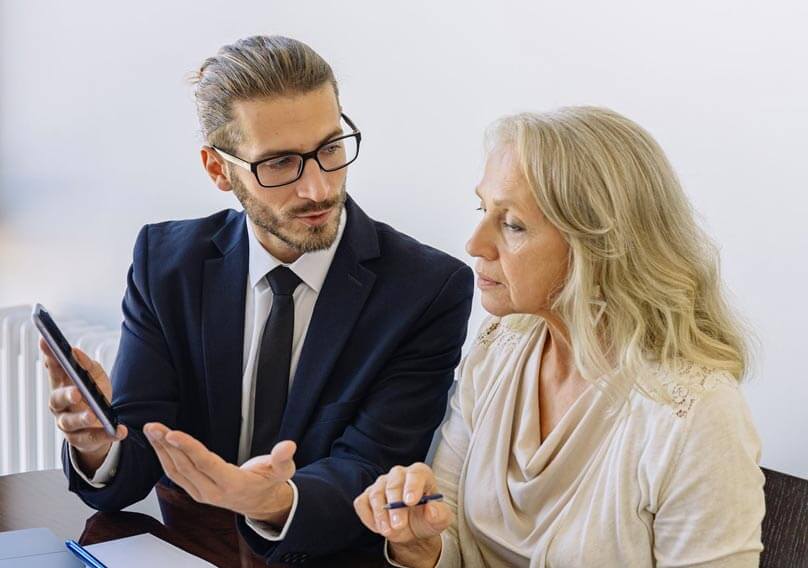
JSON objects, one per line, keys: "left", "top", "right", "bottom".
{"left": 201, "top": 146, "right": 232, "bottom": 192}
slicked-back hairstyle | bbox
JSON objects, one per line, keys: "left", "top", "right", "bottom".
{"left": 189, "top": 35, "right": 339, "bottom": 151}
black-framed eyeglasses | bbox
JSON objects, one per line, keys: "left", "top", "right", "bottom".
{"left": 212, "top": 113, "right": 361, "bottom": 189}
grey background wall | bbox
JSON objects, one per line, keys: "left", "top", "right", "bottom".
{"left": 1, "top": 0, "right": 806, "bottom": 475}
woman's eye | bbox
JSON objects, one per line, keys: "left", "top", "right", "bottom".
{"left": 503, "top": 221, "right": 524, "bottom": 232}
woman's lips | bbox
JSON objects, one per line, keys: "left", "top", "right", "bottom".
{"left": 476, "top": 273, "right": 501, "bottom": 289}
{"left": 296, "top": 208, "right": 333, "bottom": 227}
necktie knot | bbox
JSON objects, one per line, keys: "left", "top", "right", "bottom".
{"left": 266, "top": 266, "right": 301, "bottom": 296}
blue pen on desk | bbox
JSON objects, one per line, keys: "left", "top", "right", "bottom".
{"left": 66, "top": 539, "right": 107, "bottom": 568}
{"left": 384, "top": 493, "right": 443, "bottom": 510}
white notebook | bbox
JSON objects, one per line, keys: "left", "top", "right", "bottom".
{"left": 84, "top": 533, "right": 216, "bottom": 567}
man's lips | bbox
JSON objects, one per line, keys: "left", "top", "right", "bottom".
{"left": 295, "top": 207, "right": 333, "bottom": 226}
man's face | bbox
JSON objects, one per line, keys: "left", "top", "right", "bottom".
{"left": 227, "top": 84, "right": 348, "bottom": 255}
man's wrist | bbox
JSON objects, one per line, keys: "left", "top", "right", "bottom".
{"left": 250, "top": 481, "right": 294, "bottom": 527}
{"left": 389, "top": 535, "right": 443, "bottom": 568}
{"left": 74, "top": 442, "right": 113, "bottom": 476}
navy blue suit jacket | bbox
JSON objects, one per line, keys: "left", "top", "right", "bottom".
{"left": 63, "top": 197, "right": 473, "bottom": 563}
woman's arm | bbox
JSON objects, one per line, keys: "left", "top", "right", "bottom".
{"left": 652, "top": 380, "right": 765, "bottom": 567}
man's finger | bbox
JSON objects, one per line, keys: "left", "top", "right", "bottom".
{"left": 268, "top": 440, "right": 297, "bottom": 479}
{"left": 158, "top": 439, "right": 220, "bottom": 500}
{"left": 57, "top": 410, "right": 100, "bottom": 433}
{"left": 49, "top": 386, "right": 81, "bottom": 413}
{"left": 63, "top": 428, "right": 113, "bottom": 455}
{"left": 114, "top": 424, "right": 128, "bottom": 441}
{"left": 148, "top": 431, "right": 202, "bottom": 502}
{"left": 163, "top": 429, "right": 229, "bottom": 476}
{"left": 41, "top": 339, "right": 70, "bottom": 389}
{"left": 270, "top": 440, "right": 297, "bottom": 462}
{"left": 72, "top": 347, "right": 107, "bottom": 384}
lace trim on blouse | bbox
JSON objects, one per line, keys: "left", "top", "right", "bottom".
{"left": 475, "top": 318, "right": 737, "bottom": 419}
{"left": 654, "top": 360, "right": 737, "bottom": 418}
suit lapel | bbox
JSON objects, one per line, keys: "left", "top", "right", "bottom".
{"left": 280, "top": 198, "right": 380, "bottom": 441}
{"left": 201, "top": 212, "right": 248, "bottom": 464}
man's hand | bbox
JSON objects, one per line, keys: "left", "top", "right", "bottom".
{"left": 41, "top": 338, "right": 128, "bottom": 475}
{"left": 143, "top": 422, "right": 296, "bottom": 526}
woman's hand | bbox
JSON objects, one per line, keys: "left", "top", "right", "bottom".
{"left": 354, "top": 463, "right": 452, "bottom": 568}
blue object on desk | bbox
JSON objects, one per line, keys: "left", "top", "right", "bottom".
{"left": 0, "top": 528, "right": 82, "bottom": 567}
{"left": 66, "top": 539, "right": 107, "bottom": 568}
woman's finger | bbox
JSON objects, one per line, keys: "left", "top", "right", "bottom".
{"left": 385, "top": 466, "right": 409, "bottom": 532}
{"left": 353, "top": 491, "right": 378, "bottom": 533}
{"left": 402, "top": 463, "right": 433, "bottom": 506}
{"left": 368, "top": 476, "right": 392, "bottom": 536}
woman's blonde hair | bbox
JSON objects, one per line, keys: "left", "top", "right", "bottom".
{"left": 487, "top": 107, "right": 751, "bottom": 390}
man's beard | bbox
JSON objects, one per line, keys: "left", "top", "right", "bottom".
{"left": 230, "top": 176, "right": 347, "bottom": 254}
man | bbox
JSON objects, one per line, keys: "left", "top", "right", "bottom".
{"left": 42, "top": 35, "right": 473, "bottom": 564}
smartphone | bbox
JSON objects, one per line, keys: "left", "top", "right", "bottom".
{"left": 32, "top": 303, "right": 118, "bottom": 437}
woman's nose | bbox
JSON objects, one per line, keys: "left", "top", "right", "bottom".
{"left": 466, "top": 221, "right": 496, "bottom": 260}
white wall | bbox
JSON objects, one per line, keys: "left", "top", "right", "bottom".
{"left": 1, "top": 0, "right": 806, "bottom": 476}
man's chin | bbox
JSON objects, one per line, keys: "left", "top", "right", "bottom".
{"left": 284, "top": 219, "right": 340, "bottom": 253}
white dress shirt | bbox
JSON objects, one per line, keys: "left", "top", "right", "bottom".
{"left": 70, "top": 208, "right": 347, "bottom": 543}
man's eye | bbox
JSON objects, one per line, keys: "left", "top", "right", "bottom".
{"left": 267, "top": 157, "right": 296, "bottom": 170}
{"left": 321, "top": 142, "right": 342, "bottom": 154}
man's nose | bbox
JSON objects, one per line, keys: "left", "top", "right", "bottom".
{"left": 296, "top": 158, "right": 331, "bottom": 203}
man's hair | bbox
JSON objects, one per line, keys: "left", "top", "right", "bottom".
{"left": 190, "top": 35, "right": 339, "bottom": 151}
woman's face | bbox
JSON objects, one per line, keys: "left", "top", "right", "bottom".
{"left": 466, "top": 145, "right": 570, "bottom": 318}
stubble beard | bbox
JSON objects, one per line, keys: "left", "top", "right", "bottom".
{"left": 230, "top": 176, "right": 347, "bottom": 254}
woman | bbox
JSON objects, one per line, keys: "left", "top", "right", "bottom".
{"left": 353, "top": 107, "right": 764, "bottom": 567}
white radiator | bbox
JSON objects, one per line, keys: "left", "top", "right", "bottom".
{"left": 0, "top": 305, "right": 119, "bottom": 475}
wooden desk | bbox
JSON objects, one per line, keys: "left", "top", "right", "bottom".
{"left": 0, "top": 469, "right": 385, "bottom": 568}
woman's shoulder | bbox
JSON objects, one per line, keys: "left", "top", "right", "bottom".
{"left": 627, "top": 362, "right": 761, "bottom": 494}
{"left": 635, "top": 360, "right": 743, "bottom": 420}
{"left": 629, "top": 360, "right": 759, "bottom": 454}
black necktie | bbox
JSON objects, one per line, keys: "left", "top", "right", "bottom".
{"left": 250, "top": 266, "right": 301, "bottom": 457}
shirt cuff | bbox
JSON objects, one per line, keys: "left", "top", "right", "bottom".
{"left": 244, "top": 480, "right": 299, "bottom": 541}
{"left": 68, "top": 440, "right": 121, "bottom": 488}
{"left": 383, "top": 534, "right": 446, "bottom": 568}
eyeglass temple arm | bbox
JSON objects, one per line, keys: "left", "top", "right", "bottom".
{"left": 211, "top": 147, "right": 252, "bottom": 170}
{"left": 341, "top": 113, "right": 359, "bottom": 133}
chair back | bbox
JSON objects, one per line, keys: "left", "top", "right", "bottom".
{"left": 761, "top": 467, "right": 808, "bottom": 567}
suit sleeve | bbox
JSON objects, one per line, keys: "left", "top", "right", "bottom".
{"left": 237, "top": 264, "right": 474, "bottom": 563}
{"left": 63, "top": 225, "right": 180, "bottom": 511}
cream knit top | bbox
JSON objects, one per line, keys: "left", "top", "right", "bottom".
{"left": 421, "top": 315, "right": 764, "bottom": 568}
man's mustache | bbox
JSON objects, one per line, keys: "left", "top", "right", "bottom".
{"left": 286, "top": 192, "right": 346, "bottom": 217}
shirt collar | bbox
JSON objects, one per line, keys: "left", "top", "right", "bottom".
{"left": 246, "top": 207, "right": 347, "bottom": 293}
